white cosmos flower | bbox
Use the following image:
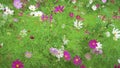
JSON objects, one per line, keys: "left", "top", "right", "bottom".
{"left": 118, "top": 59, "right": 120, "bottom": 64}
{"left": 112, "top": 28, "right": 120, "bottom": 40}
{"left": 30, "top": 11, "right": 43, "bottom": 17}
{"left": 29, "top": 5, "right": 36, "bottom": 11}
{"left": 105, "top": 31, "right": 111, "bottom": 37}
{"left": 72, "top": 0, "right": 76, "bottom": 4}
{"left": 19, "top": 29, "right": 27, "bottom": 37}
{"left": 96, "top": 42, "right": 102, "bottom": 51}
{"left": 56, "top": 49, "right": 64, "bottom": 60}
{"left": 74, "top": 20, "right": 83, "bottom": 29}
{"left": 63, "top": 35, "right": 69, "bottom": 45}
{"left": 0, "top": 3, "right": 4, "bottom": 10}
{"left": 91, "top": 5, "right": 97, "bottom": 11}
{"left": 4, "top": 7, "right": 14, "bottom": 15}
{"left": 89, "top": 0, "right": 93, "bottom": 4}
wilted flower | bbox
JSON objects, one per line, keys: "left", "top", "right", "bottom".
{"left": 85, "top": 53, "right": 91, "bottom": 60}
{"left": 25, "top": 52, "right": 32, "bottom": 58}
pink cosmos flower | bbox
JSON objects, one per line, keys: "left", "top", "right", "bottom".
{"left": 92, "top": 49, "right": 103, "bottom": 55}
{"left": 85, "top": 53, "right": 91, "bottom": 60}
{"left": 12, "top": 59, "right": 24, "bottom": 68}
{"left": 50, "top": 47, "right": 58, "bottom": 56}
{"left": 73, "top": 55, "right": 82, "bottom": 66}
{"left": 54, "top": 5, "right": 64, "bottom": 13}
{"left": 80, "top": 64, "right": 86, "bottom": 68}
{"left": 41, "top": 14, "right": 48, "bottom": 21}
{"left": 64, "top": 50, "right": 71, "bottom": 61}
{"left": 89, "top": 40, "right": 97, "bottom": 49}
{"left": 69, "top": 12, "right": 74, "bottom": 18}
{"left": 102, "top": 0, "right": 107, "bottom": 3}
{"left": 13, "top": 0, "right": 23, "bottom": 9}
{"left": 25, "top": 52, "right": 32, "bottom": 58}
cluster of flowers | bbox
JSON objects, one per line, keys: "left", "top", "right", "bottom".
{"left": 0, "top": 3, "right": 14, "bottom": 15}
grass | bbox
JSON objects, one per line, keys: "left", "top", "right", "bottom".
{"left": 0, "top": 0, "right": 120, "bottom": 68}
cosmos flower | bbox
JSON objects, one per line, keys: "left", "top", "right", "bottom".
{"left": 55, "top": 49, "right": 64, "bottom": 60}
{"left": 85, "top": 53, "right": 91, "bottom": 60}
{"left": 50, "top": 14, "right": 53, "bottom": 22}
{"left": 41, "top": 14, "right": 48, "bottom": 21}
{"left": 118, "top": 59, "right": 120, "bottom": 64}
{"left": 4, "top": 7, "right": 14, "bottom": 15}
{"left": 69, "top": 12, "right": 74, "bottom": 18}
{"left": 74, "top": 20, "right": 83, "bottom": 29}
{"left": 54, "top": 5, "right": 64, "bottom": 13}
{"left": 12, "top": 59, "right": 24, "bottom": 68}
{"left": 80, "top": 64, "right": 86, "bottom": 68}
{"left": 89, "top": 0, "right": 93, "bottom": 4}
{"left": 30, "top": 11, "right": 43, "bottom": 17}
{"left": 25, "top": 52, "right": 32, "bottom": 58}
{"left": 114, "top": 64, "right": 120, "bottom": 68}
{"left": 91, "top": 5, "right": 97, "bottom": 11}
{"left": 112, "top": 28, "right": 120, "bottom": 41}
{"left": 63, "top": 35, "right": 69, "bottom": 45}
{"left": 96, "top": 42, "right": 102, "bottom": 51}
{"left": 19, "top": 29, "right": 27, "bottom": 37}
{"left": 73, "top": 55, "right": 82, "bottom": 66}
{"left": 0, "top": 3, "right": 4, "bottom": 10}
{"left": 72, "top": 0, "right": 76, "bottom": 4}
{"left": 50, "top": 47, "right": 59, "bottom": 56}
{"left": 105, "top": 31, "right": 111, "bottom": 37}
{"left": 92, "top": 49, "right": 103, "bottom": 55}
{"left": 102, "top": 0, "right": 107, "bottom": 3}
{"left": 13, "top": 0, "right": 23, "bottom": 9}
{"left": 29, "top": 5, "right": 36, "bottom": 11}
{"left": 89, "top": 40, "right": 97, "bottom": 49}
{"left": 64, "top": 50, "right": 71, "bottom": 61}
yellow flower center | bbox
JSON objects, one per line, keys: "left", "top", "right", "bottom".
{"left": 16, "top": 64, "right": 19, "bottom": 68}
{"left": 75, "top": 58, "right": 79, "bottom": 62}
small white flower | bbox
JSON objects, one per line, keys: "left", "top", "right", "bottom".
{"left": 72, "top": 0, "right": 76, "bottom": 4}
{"left": 61, "top": 24, "right": 65, "bottom": 29}
{"left": 29, "top": 5, "right": 36, "bottom": 11}
{"left": 0, "top": 3, "right": 4, "bottom": 10}
{"left": 112, "top": 28, "right": 120, "bottom": 40}
{"left": 30, "top": 11, "right": 43, "bottom": 17}
{"left": 89, "top": 0, "right": 93, "bottom": 4}
{"left": 74, "top": 20, "right": 83, "bottom": 29}
{"left": 56, "top": 49, "right": 64, "bottom": 59}
{"left": 96, "top": 42, "right": 102, "bottom": 51}
{"left": 4, "top": 7, "right": 14, "bottom": 15}
{"left": 118, "top": 59, "right": 120, "bottom": 64}
{"left": 19, "top": 29, "right": 27, "bottom": 37}
{"left": 91, "top": 5, "right": 97, "bottom": 11}
{"left": 0, "top": 43, "right": 3, "bottom": 47}
{"left": 105, "top": 31, "right": 111, "bottom": 37}
{"left": 63, "top": 35, "right": 69, "bottom": 45}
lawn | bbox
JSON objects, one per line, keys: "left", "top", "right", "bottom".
{"left": 0, "top": 0, "right": 120, "bottom": 68}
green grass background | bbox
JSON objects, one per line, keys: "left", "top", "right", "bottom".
{"left": 0, "top": 0, "right": 120, "bottom": 68}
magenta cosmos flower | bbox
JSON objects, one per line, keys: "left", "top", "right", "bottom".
{"left": 12, "top": 59, "right": 24, "bottom": 68}
{"left": 73, "top": 55, "right": 82, "bottom": 66}
{"left": 80, "top": 64, "right": 86, "bottom": 68}
{"left": 54, "top": 5, "right": 64, "bottom": 13}
{"left": 69, "top": 12, "right": 74, "bottom": 18}
{"left": 89, "top": 40, "right": 97, "bottom": 49}
{"left": 13, "top": 0, "right": 23, "bottom": 9}
{"left": 41, "top": 14, "right": 48, "bottom": 21}
{"left": 114, "top": 64, "right": 120, "bottom": 68}
{"left": 64, "top": 50, "right": 71, "bottom": 61}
